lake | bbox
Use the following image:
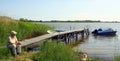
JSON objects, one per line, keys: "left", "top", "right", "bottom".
{"left": 39, "top": 22, "right": 120, "bottom": 60}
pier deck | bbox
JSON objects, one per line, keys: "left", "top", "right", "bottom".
{"left": 21, "top": 29, "right": 88, "bottom": 47}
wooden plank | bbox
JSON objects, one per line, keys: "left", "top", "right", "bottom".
{"left": 21, "top": 29, "right": 84, "bottom": 47}
{"left": 21, "top": 33, "right": 57, "bottom": 46}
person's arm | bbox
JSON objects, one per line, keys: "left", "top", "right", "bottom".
{"left": 15, "top": 36, "right": 21, "bottom": 44}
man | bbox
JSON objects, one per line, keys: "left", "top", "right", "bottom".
{"left": 6, "top": 31, "right": 21, "bottom": 57}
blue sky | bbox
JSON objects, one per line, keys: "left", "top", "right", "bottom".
{"left": 0, "top": 0, "right": 120, "bottom": 21}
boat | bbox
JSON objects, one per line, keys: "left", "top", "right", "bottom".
{"left": 92, "top": 28, "right": 117, "bottom": 35}
{"left": 55, "top": 30, "right": 64, "bottom": 32}
{"left": 47, "top": 30, "right": 64, "bottom": 34}
{"left": 47, "top": 30, "right": 55, "bottom": 34}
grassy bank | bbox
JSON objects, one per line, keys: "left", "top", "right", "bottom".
{"left": 0, "top": 39, "right": 111, "bottom": 61}
{"left": 0, "top": 16, "right": 54, "bottom": 46}
{"left": 31, "top": 40, "right": 104, "bottom": 61}
{"left": 0, "top": 40, "right": 78, "bottom": 61}
{"left": 0, "top": 16, "right": 54, "bottom": 60}
{"left": 31, "top": 40, "right": 78, "bottom": 61}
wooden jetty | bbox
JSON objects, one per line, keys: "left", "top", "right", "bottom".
{"left": 21, "top": 28, "right": 89, "bottom": 50}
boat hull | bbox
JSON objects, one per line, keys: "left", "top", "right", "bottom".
{"left": 92, "top": 28, "right": 117, "bottom": 35}
{"left": 95, "top": 31, "right": 117, "bottom": 35}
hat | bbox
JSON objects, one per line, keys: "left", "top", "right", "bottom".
{"left": 11, "top": 31, "right": 17, "bottom": 34}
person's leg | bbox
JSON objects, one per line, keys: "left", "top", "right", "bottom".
{"left": 9, "top": 48, "right": 13, "bottom": 55}
{"left": 16, "top": 45, "right": 21, "bottom": 55}
{"left": 8, "top": 45, "right": 17, "bottom": 56}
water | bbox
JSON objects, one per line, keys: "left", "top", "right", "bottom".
{"left": 40, "top": 22, "right": 120, "bottom": 60}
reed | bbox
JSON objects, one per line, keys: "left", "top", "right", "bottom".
{"left": 87, "top": 58, "right": 102, "bottom": 61}
{"left": 0, "top": 16, "right": 54, "bottom": 46}
{"left": 115, "top": 56, "right": 120, "bottom": 61}
{"left": 0, "top": 16, "right": 53, "bottom": 60}
{"left": 31, "top": 40, "right": 78, "bottom": 61}
{"left": 0, "top": 47, "right": 11, "bottom": 59}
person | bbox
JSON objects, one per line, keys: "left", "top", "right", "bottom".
{"left": 6, "top": 31, "right": 21, "bottom": 57}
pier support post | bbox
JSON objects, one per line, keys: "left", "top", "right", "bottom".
{"left": 68, "top": 34, "right": 70, "bottom": 44}
{"left": 65, "top": 34, "right": 69, "bottom": 44}
{"left": 75, "top": 32, "right": 78, "bottom": 41}
{"left": 81, "top": 30, "right": 84, "bottom": 38}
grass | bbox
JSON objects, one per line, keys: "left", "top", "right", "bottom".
{"left": 31, "top": 40, "right": 104, "bottom": 61}
{"left": 0, "top": 47, "right": 33, "bottom": 61}
{"left": 0, "top": 39, "right": 104, "bottom": 61}
{"left": 115, "top": 55, "right": 120, "bottom": 61}
{"left": 0, "top": 16, "right": 54, "bottom": 46}
{"left": 0, "top": 47, "right": 11, "bottom": 59}
{"left": 31, "top": 40, "right": 78, "bottom": 61}
{"left": 0, "top": 16, "right": 54, "bottom": 60}
{"left": 87, "top": 58, "right": 103, "bottom": 61}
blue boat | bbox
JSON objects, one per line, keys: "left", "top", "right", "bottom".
{"left": 92, "top": 28, "right": 117, "bottom": 35}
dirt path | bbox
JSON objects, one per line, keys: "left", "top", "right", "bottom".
{"left": 15, "top": 51, "right": 34, "bottom": 61}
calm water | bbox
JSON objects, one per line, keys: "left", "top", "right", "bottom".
{"left": 40, "top": 22, "right": 120, "bottom": 60}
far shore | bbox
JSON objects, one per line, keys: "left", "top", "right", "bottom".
{"left": 25, "top": 20, "right": 120, "bottom": 23}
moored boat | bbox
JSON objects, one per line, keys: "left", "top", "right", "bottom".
{"left": 92, "top": 28, "right": 117, "bottom": 35}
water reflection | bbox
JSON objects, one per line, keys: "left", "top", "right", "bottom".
{"left": 92, "top": 34, "right": 118, "bottom": 41}
{"left": 74, "top": 34, "right": 119, "bottom": 60}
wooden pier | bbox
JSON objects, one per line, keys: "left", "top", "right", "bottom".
{"left": 21, "top": 28, "right": 89, "bottom": 50}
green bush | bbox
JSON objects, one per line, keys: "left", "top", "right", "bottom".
{"left": 31, "top": 41, "right": 78, "bottom": 61}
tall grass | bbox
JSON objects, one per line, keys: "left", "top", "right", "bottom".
{"left": 0, "top": 47, "right": 11, "bottom": 59}
{"left": 115, "top": 56, "right": 120, "bottom": 61}
{"left": 0, "top": 16, "right": 53, "bottom": 60}
{"left": 0, "top": 16, "right": 54, "bottom": 46}
{"left": 31, "top": 40, "right": 78, "bottom": 61}
{"left": 87, "top": 58, "right": 103, "bottom": 61}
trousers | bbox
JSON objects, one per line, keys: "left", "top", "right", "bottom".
{"left": 8, "top": 44, "right": 21, "bottom": 56}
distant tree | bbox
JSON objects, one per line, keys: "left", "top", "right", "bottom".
{"left": 51, "top": 20, "right": 58, "bottom": 22}
{"left": 19, "top": 18, "right": 28, "bottom": 22}
{"left": 19, "top": 18, "right": 26, "bottom": 22}
{"left": 39, "top": 20, "right": 42, "bottom": 22}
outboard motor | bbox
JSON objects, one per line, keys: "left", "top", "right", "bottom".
{"left": 92, "top": 29, "right": 98, "bottom": 34}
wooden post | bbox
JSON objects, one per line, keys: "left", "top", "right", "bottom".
{"left": 64, "top": 34, "right": 67, "bottom": 44}
{"left": 57, "top": 34, "right": 59, "bottom": 43}
{"left": 65, "top": 34, "right": 69, "bottom": 44}
{"left": 76, "top": 32, "right": 78, "bottom": 41}
{"left": 68, "top": 34, "right": 70, "bottom": 44}
{"left": 81, "top": 30, "right": 84, "bottom": 38}
{"left": 69, "top": 33, "right": 72, "bottom": 44}
{"left": 72, "top": 32, "right": 75, "bottom": 43}
{"left": 86, "top": 28, "right": 89, "bottom": 36}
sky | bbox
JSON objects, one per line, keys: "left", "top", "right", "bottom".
{"left": 0, "top": 0, "right": 120, "bottom": 21}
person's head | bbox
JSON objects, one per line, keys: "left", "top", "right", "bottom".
{"left": 11, "top": 31, "right": 17, "bottom": 37}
